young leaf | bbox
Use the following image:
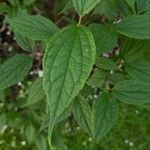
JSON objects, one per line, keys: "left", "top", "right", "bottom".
{"left": 88, "top": 69, "right": 107, "bottom": 88}
{"left": 125, "top": 59, "right": 150, "bottom": 81}
{"left": 7, "top": 13, "right": 59, "bottom": 41}
{"left": 112, "top": 80, "right": 150, "bottom": 105}
{"left": 72, "top": 0, "right": 101, "bottom": 16}
{"left": 116, "top": 15, "right": 150, "bottom": 39}
{"left": 15, "top": 32, "right": 35, "bottom": 52}
{"left": 0, "top": 54, "right": 32, "bottom": 90}
{"left": 43, "top": 25, "right": 96, "bottom": 137}
{"left": 96, "top": 57, "right": 117, "bottom": 70}
{"left": 92, "top": 93, "right": 119, "bottom": 142}
{"left": 108, "top": 72, "right": 125, "bottom": 85}
{"left": 89, "top": 24, "right": 118, "bottom": 53}
{"left": 80, "top": 84, "right": 94, "bottom": 98}
{"left": 73, "top": 95, "right": 92, "bottom": 133}
{"left": 23, "top": 78, "right": 45, "bottom": 107}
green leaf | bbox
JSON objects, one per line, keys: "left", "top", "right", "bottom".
{"left": 73, "top": 95, "right": 92, "bottom": 133}
{"left": 101, "top": 0, "right": 118, "bottom": 19}
{"left": 116, "top": 15, "right": 150, "bottom": 39}
{"left": 23, "top": 78, "right": 45, "bottom": 107}
{"left": 80, "top": 84, "right": 94, "bottom": 98}
{"left": 72, "top": 0, "right": 101, "bottom": 16}
{"left": 7, "top": 112, "right": 25, "bottom": 129}
{"left": 108, "top": 72, "right": 125, "bottom": 85}
{"left": 25, "top": 123, "right": 36, "bottom": 142}
{"left": 120, "top": 38, "right": 144, "bottom": 62}
{"left": 35, "top": 134, "right": 48, "bottom": 150}
{"left": 72, "top": 93, "right": 119, "bottom": 142}
{"left": 125, "top": 59, "right": 150, "bottom": 81}
{"left": 43, "top": 25, "right": 96, "bottom": 138}
{"left": 60, "top": 0, "right": 73, "bottom": 14}
{"left": 96, "top": 56, "right": 117, "bottom": 70}
{"left": 112, "top": 80, "right": 150, "bottom": 105}
{"left": 92, "top": 93, "right": 119, "bottom": 141}
{"left": 93, "top": 0, "right": 129, "bottom": 18}
{"left": 0, "top": 91, "right": 5, "bottom": 102}
{"left": 9, "top": 0, "right": 17, "bottom": 7}
{"left": 40, "top": 106, "right": 71, "bottom": 132}
{"left": 143, "top": 40, "right": 150, "bottom": 60}
{"left": 89, "top": 24, "right": 118, "bottom": 53}
{"left": 23, "top": 0, "right": 35, "bottom": 6}
{"left": 15, "top": 32, "right": 35, "bottom": 52}
{"left": 114, "top": 0, "right": 130, "bottom": 16}
{"left": 88, "top": 69, "right": 107, "bottom": 88}
{"left": 7, "top": 12, "right": 59, "bottom": 41}
{"left": 124, "top": 0, "right": 135, "bottom": 12}
{"left": 136, "top": 0, "right": 150, "bottom": 13}
{"left": 0, "top": 54, "right": 32, "bottom": 90}
{"left": 0, "top": 2, "right": 10, "bottom": 13}
{"left": 0, "top": 114, "right": 6, "bottom": 130}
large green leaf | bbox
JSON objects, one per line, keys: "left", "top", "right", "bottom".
{"left": 125, "top": 59, "right": 150, "bottom": 81}
{"left": 89, "top": 24, "right": 118, "bottom": 53}
{"left": 92, "top": 93, "right": 119, "bottom": 142}
{"left": 23, "top": 78, "right": 45, "bottom": 107}
{"left": 43, "top": 25, "right": 96, "bottom": 137}
{"left": 116, "top": 15, "right": 150, "bottom": 39}
{"left": 7, "top": 12, "right": 58, "bottom": 41}
{"left": 73, "top": 95, "right": 92, "bottom": 133}
{"left": 112, "top": 80, "right": 150, "bottom": 105}
{"left": 0, "top": 54, "right": 32, "bottom": 90}
{"left": 72, "top": 0, "right": 101, "bottom": 16}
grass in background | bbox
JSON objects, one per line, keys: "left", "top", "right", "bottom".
{"left": 0, "top": 104, "right": 150, "bottom": 150}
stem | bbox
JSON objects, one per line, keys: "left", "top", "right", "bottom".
{"left": 78, "top": 15, "right": 82, "bottom": 26}
{"left": 47, "top": 121, "right": 55, "bottom": 150}
{"left": 48, "top": 138, "right": 54, "bottom": 150}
